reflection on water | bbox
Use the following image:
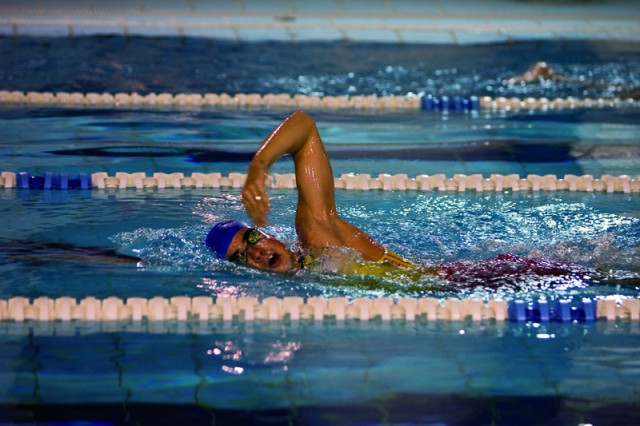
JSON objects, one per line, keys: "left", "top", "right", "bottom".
{"left": 4, "top": 320, "right": 640, "bottom": 423}
{"left": 205, "top": 336, "right": 302, "bottom": 376}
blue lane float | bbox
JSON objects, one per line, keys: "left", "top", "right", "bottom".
{"left": 508, "top": 299, "right": 598, "bottom": 322}
{"left": 421, "top": 95, "right": 479, "bottom": 111}
{"left": 17, "top": 172, "right": 91, "bottom": 190}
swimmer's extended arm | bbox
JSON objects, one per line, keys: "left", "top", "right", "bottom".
{"left": 242, "top": 111, "right": 390, "bottom": 262}
{"left": 242, "top": 111, "right": 335, "bottom": 226}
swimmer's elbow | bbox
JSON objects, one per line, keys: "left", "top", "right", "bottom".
{"left": 291, "top": 110, "right": 315, "bottom": 126}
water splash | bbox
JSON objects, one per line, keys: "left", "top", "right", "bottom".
{"left": 109, "top": 192, "right": 639, "bottom": 300}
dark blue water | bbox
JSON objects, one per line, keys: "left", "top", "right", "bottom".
{"left": 0, "top": 37, "right": 638, "bottom": 99}
{"left": 3, "top": 321, "right": 640, "bottom": 426}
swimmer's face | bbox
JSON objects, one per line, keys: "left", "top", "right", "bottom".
{"left": 225, "top": 227, "right": 296, "bottom": 272}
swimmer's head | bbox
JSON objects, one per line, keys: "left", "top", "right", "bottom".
{"left": 206, "top": 220, "right": 297, "bottom": 272}
{"left": 205, "top": 220, "right": 248, "bottom": 259}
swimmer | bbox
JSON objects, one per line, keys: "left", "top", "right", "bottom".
{"left": 506, "top": 61, "right": 639, "bottom": 97}
{"left": 206, "top": 111, "right": 413, "bottom": 274}
{"left": 205, "top": 111, "right": 592, "bottom": 285}
{"left": 506, "top": 61, "right": 573, "bottom": 85}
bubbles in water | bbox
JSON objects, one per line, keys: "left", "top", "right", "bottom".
{"left": 112, "top": 226, "right": 213, "bottom": 269}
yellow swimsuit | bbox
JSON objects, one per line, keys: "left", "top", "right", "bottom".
{"left": 376, "top": 250, "right": 414, "bottom": 268}
{"left": 301, "top": 248, "right": 418, "bottom": 279}
{"left": 339, "top": 249, "right": 419, "bottom": 278}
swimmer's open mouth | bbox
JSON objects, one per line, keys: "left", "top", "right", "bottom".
{"left": 268, "top": 253, "right": 280, "bottom": 268}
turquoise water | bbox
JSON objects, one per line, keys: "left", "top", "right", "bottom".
{"left": 1, "top": 104, "right": 638, "bottom": 300}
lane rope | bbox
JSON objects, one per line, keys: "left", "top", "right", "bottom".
{"left": 1, "top": 171, "right": 638, "bottom": 193}
{"left": 1, "top": 296, "right": 637, "bottom": 323}
{"left": 0, "top": 90, "right": 637, "bottom": 112}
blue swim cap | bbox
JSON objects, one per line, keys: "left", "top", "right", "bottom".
{"left": 205, "top": 220, "right": 248, "bottom": 259}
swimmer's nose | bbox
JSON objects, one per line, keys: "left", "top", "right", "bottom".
{"left": 248, "top": 246, "right": 266, "bottom": 263}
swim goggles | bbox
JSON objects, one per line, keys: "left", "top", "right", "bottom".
{"left": 228, "top": 227, "right": 262, "bottom": 265}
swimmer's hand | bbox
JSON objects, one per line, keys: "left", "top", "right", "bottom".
{"left": 242, "top": 163, "right": 271, "bottom": 226}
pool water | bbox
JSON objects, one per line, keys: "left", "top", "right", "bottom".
{"left": 2, "top": 111, "right": 640, "bottom": 425}
{"left": 1, "top": 188, "right": 638, "bottom": 301}
{"left": 1, "top": 37, "right": 640, "bottom": 425}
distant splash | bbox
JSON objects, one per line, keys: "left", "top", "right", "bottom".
{"left": 261, "top": 61, "right": 638, "bottom": 100}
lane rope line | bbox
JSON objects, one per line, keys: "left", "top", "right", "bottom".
{"left": 2, "top": 171, "right": 639, "bottom": 193}
{"left": 1, "top": 296, "right": 637, "bottom": 323}
{"left": 0, "top": 90, "right": 637, "bottom": 112}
